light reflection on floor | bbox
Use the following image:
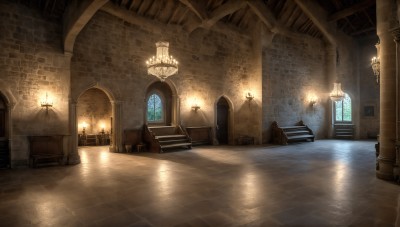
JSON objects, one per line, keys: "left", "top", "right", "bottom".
{"left": 0, "top": 140, "right": 398, "bottom": 226}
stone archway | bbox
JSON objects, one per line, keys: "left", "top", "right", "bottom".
{"left": 69, "top": 83, "right": 122, "bottom": 164}
{"left": 77, "top": 88, "right": 112, "bottom": 146}
{"left": 144, "top": 79, "right": 179, "bottom": 126}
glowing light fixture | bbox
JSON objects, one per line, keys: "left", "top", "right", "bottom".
{"left": 330, "top": 82, "right": 345, "bottom": 101}
{"left": 146, "top": 41, "right": 178, "bottom": 81}
{"left": 40, "top": 92, "right": 53, "bottom": 111}
{"left": 246, "top": 92, "right": 254, "bottom": 101}
{"left": 371, "top": 56, "right": 380, "bottom": 84}
{"left": 82, "top": 122, "right": 88, "bottom": 135}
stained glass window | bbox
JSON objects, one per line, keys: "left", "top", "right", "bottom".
{"left": 147, "top": 93, "right": 163, "bottom": 122}
{"left": 335, "top": 93, "right": 351, "bottom": 122}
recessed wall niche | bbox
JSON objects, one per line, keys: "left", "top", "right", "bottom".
{"left": 77, "top": 88, "right": 112, "bottom": 135}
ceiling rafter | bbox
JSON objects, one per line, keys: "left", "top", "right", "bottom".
{"left": 179, "top": 0, "right": 207, "bottom": 21}
{"left": 203, "top": 0, "right": 246, "bottom": 29}
{"left": 328, "top": 0, "right": 374, "bottom": 22}
{"left": 293, "top": 0, "right": 337, "bottom": 45}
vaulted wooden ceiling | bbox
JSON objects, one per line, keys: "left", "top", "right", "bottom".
{"left": 16, "top": 0, "right": 377, "bottom": 39}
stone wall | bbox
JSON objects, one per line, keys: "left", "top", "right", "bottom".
{"left": 71, "top": 11, "right": 262, "bottom": 145}
{"left": 262, "top": 34, "right": 327, "bottom": 143}
{"left": 77, "top": 88, "right": 112, "bottom": 134}
{"left": 358, "top": 37, "right": 380, "bottom": 139}
{"left": 0, "top": 1, "right": 69, "bottom": 166}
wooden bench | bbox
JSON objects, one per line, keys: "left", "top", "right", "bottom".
{"left": 28, "top": 135, "right": 64, "bottom": 167}
{"left": 272, "top": 121, "right": 315, "bottom": 145}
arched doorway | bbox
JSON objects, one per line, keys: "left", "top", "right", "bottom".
{"left": 0, "top": 94, "right": 9, "bottom": 168}
{"left": 77, "top": 88, "right": 112, "bottom": 147}
{"left": 216, "top": 97, "right": 230, "bottom": 145}
{"left": 145, "top": 81, "right": 174, "bottom": 126}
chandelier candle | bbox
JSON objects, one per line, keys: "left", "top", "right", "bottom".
{"left": 146, "top": 41, "right": 179, "bottom": 81}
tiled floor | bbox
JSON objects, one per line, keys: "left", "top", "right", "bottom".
{"left": 0, "top": 140, "right": 399, "bottom": 226}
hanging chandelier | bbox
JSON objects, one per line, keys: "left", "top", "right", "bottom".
{"left": 371, "top": 56, "right": 380, "bottom": 84}
{"left": 146, "top": 41, "right": 178, "bottom": 81}
{"left": 329, "top": 82, "right": 345, "bottom": 101}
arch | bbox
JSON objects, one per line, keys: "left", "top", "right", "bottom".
{"left": 70, "top": 83, "right": 122, "bottom": 159}
{"left": 144, "top": 79, "right": 179, "bottom": 125}
{"left": 73, "top": 82, "right": 117, "bottom": 104}
{"left": 0, "top": 91, "right": 12, "bottom": 168}
{"left": 214, "top": 95, "right": 235, "bottom": 145}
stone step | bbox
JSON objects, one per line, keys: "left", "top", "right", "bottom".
{"left": 160, "top": 142, "right": 192, "bottom": 149}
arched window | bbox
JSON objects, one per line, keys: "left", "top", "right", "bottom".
{"left": 334, "top": 93, "right": 352, "bottom": 122}
{"left": 147, "top": 93, "right": 164, "bottom": 122}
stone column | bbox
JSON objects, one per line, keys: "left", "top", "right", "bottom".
{"left": 376, "top": 0, "right": 397, "bottom": 180}
{"left": 326, "top": 44, "right": 337, "bottom": 138}
{"left": 111, "top": 101, "right": 122, "bottom": 152}
{"left": 392, "top": 28, "right": 400, "bottom": 181}
{"left": 68, "top": 100, "right": 80, "bottom": 164}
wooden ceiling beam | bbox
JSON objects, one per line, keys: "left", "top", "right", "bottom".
{"left": 179, "top": 0, "right": 207, "bottom": 21}
{"left": 293, "top": 0, "right": 337, "bottom": 45}
{"left": 350, "top": 26, "right": 375, "bottom": 36}
{"left": 328, "top": 0, "right": 375, "bottom": 22}
{"left": 203, "top": 0, "right": 246, "bottom": 29}
{"left": 247, "top": 0, "right": 305, "bottom": 39}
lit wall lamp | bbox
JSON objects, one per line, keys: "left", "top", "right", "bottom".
{"left": 82, "top": 122, "right": 88, "bottom": 135}
{"left": 40, "top": 92, "right": 53, "bottom": 112}
{"left": 191, "top": 103, "right": 201, "bottom": 112}
{"left": 100, "top": 123, "right": 105, "bottom": 134}
{"left": 309, "top": 96, "right": 317, "bottom": 107}
{"left": 246, "top": 92, "right": 254, "bottom": 101}
{"left": 308, "top": 95, "right": 318, "bottom": 107}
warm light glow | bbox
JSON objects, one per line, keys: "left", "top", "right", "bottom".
{"left": 308, "top": 94, "right": 318, "bottom": 106}
{"left": 40, "top": 92, "right": 53, "bottom": 110}
{"left": 371, "top": 56, "right": 380, "bottom": 84}
{"left": 81, "top": 122, "right": 88, "bottom": 129}
{"left": 188, "top": 97, "right": 203, "bottom": 112}
{"left": 245, "top": 91, "right": 254, "bottom": 101}
{"left": 330, "top": 82, "right": 345, "bottom": 101}
{"left": 146, "top": 41, "right": 178, "bottom": 81}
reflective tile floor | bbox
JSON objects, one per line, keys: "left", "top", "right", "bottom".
{"left": 0, "top": 140, "right": 399, "bottom": 226}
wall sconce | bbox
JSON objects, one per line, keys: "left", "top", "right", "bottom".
{"left": 371, "top": 56, "right": 380, "bottom": 84}
{"left": 100, "top": 123, "right": 105, "bottom": 134}
{"left": 40, "top": 92, "right": 53, "bottom": 112}
{"left": 309, "top": 95, "right": 318, "bottom": 107}
{"left": 191, "top": 104, "right": 201, "bottom": 112}
{"left": 82, "top": 122, "right": 88, "bottom": 135}
{"left": 246, "top": 92, "right": 254, "bottom": 101}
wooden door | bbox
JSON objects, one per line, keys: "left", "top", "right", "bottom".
{"left": 0, "top": 96, "right": 9, "bottom": 168}
{"left": 216, "top": 97, "right": 229, "bottom": 144}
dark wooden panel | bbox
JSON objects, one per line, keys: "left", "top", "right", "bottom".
{"left": 28, "top": 135, "right": 64, "bottom": 167}
{"left": 186, "top": 126, "right": 212, "bottom": 145}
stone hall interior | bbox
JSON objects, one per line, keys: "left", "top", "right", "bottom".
{"left": 0, "top": 0, "right": 400, "bottom": 226}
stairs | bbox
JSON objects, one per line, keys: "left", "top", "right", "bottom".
{"left": 272, "top": 121, "right": 315, "bottom": 145}
{"left": 334, "top": 124, "right": 355, "bottom": 139}
{"left": 144, "top": 125, "right": 192, "bottom": 153}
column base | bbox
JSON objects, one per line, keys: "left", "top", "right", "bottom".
{"left": 67, "top": 154, "right": 81, "bottom": 165}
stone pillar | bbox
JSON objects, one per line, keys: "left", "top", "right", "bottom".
{"left": 68, "top": 100, "right": 80, "bottom": 164}
{"left": 392, "top": 28, "right": 400, "bottom": 181}
{"left": 376, "top": 0, "right": 397, "bottom": 180}
{"left": 326, "top": 44, "right": 337, "bottom": 138}
{"left": 111, "top": 101, "right": 123, "bottom": 152}
{"left": 65, "top": 51, "right": 80, "bottom": 165}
